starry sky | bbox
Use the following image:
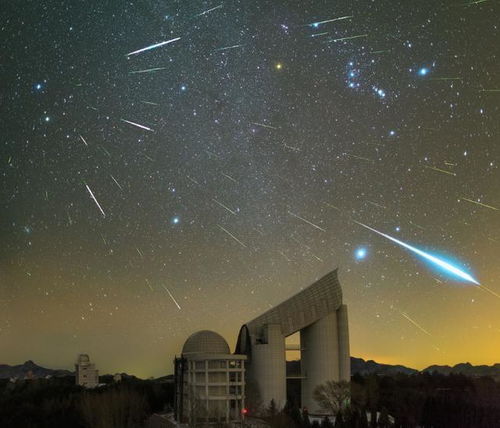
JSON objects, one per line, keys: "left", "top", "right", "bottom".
{"left": 1, "top": 0, "right": 500, "bottom": 378}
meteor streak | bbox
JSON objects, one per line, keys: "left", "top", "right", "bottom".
{"left": 212, "top": 198, "right": 237, "bottom": 215}
{"left": 344, "top": 153, "right": 375, "bottom": 162}
{"left": 129, "top": 67, "right": 167, "bottom": 74}
{"left": 195, "top": 4, "right": 223, "bottom": 17}
{"left": 85, "top": 184, "right": 106, "bottom": 217}
{"left": 162, "top": 285, "right": 182, "bottom": 310}
{"left": 400, "top": 311, "right": 432, "bottom": 337}
{"left": 310, "top": 32, "right": 329, "bottom": 38}
{"left": 327, "top": 34, "right": 368, "bottom": 43}
{"left": 217, "top": 225, "right": 247, "bottom": 248}
{"left": 307, "top": 15, "right": 353, "bottom": 27}
{"left": 79, "top": 134, "right": 88, "bottom": 146}
{"left": 110, "top": 174, "right": 123, "bottom": 191}
{"left": 460, "top": 198, "right": 499, "bottom": 211}
{"left": 478, "top": 284, "right": 500, "bottom": 299}
{"left": 367, "top": 200, "right": 387, "bottom": 209}
{"left": 125, "top": 37, "right": 180, "bottom": 56}
{"left": 424, "top": 165, "right": 456, "bottom": 176}
{"left": 221, "top": 172, "right": 238, "bottom": 183}
{"left": 120, "top": 118, "right": 154, "bottom": 132}
{"left": 216, "top": 44, "right": 244, "bottom": 51}
{"left": 251, "top": 122, "right": 278, "bottom": 129}
{"left": 354, "top": 221, "right": 480, "bottom": 284}
{"left": 288, "top": 211, "right": 326, "bottom": 232}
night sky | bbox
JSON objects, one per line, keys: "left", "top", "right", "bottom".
{"left": 2, "top": 0, "right": 500, "bottom": 378}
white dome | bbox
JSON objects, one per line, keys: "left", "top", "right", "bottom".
{"left": 182, "top": 330, "right": 230, "bottom": 355}
{"left": 77, "top": 354, "right": 90, "bottom": 363}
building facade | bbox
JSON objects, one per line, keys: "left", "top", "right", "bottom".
{"left": 174, "top": 330, "right": 247, "bottom": 426}
{"left": 75, "top": 353, "right": 99, "bottom": 388}
{"left": 236, "top": 269, "right": 350, "bottom": 414}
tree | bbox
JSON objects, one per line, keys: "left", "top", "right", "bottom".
{"left": 321, "top": 416, "right": 334, "bottom": 428}
{"left": 313, "top": 381, "right": 350, "bottom": 415}
{"left": 378, "top": 407, "right": 391, "bottom": 428}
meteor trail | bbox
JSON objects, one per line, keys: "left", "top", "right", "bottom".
{"left": 354, "top": 220, "right": 480, "bottom": 284}
{"left": 141, "top": 101, "right": 159, "bottom": 106}
{"left": 288, "top": 211, "right": 326, "bottom": 232}
{"left": 186, "top": 175, "right": 199, "bottom": 185}
{"left": 125, "top": 37, "right": 180, "bottom": 56}
{"left": 85, "top": 184, "right": 106, "bottom": 217}
{"left": 221, "top": 172, "right": 238, "bottom": 183}
{"left": 400, "top": 311, "right": 433, "bottom": 337}
{"left": 120, "top": 118, "right": 154, "bottom": 132}
{"left": 212, "top": 198, "right": 237, "bottom": 215}
{"left": 327, "top": 34, "right": 368, "bottom": 43}
{"left": 344, "top": 153, "right": 375, "bottom": 162}
{"left": 367, "top": 200, "right": 387, "bottom": 209}
{"left": 478, "top": 284, "right": 500, "bottom": 299}
{"left": 306, "top": 15, "right": 353, "bottom": 27}
{"left": 216, "top": 44, "right": 244, "bottom": 51}
{"left": 110, "top": 174, "right": 123, "bottom": 191}
{"left": 310, "top": 32, "right": 329, "bottom": 38}
{"left": 162, "top": 285, "right": 182, "bottom": 310}
{"left": 79, "top": 134, "right": 88, "bottom": 146}
{"left": 251, "top": 122, "right": 278, "bottom": 129}
{"left": 460, "top": 198, "right": 499, "bottom": 211}
{"left": 129, "top": 67, "right": 167, "bottom": 74}
{"left": 424, "top": 165, "right": 456, "bottom": 176}
{"left": 195, "top": 4, "right": 222, "bottom": 17}
{"left": 217, "top": 225, "right": 247, "bottom": 248}
{"left": 145, "top": 278, "right": 153, "bottom": 291}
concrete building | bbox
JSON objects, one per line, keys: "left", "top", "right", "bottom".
{"left": 174, "top": 330, "right": 247, "bottom": 426}
{"left": 236, "top": 269, "right": 350, "bottom": 414}
{"left": 75, "top": 354, "right": 99, "bottom": 388}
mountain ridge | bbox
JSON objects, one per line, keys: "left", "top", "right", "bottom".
{"left": 2, "top": 358, "right": 499, "bottom": 379}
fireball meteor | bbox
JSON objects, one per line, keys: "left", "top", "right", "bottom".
{"left": 354, "top": 221, "right": 480, "bottom": 285}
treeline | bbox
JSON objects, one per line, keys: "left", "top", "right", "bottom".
{"left": 280, "top": 372, "right": 500, "bottom": 428}
{"left": 0, "top": 376, "right": 174, "bottom": 428}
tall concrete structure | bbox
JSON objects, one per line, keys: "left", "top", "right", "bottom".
{"left": 236, "top": 269, "right": 350, "bottom": 414}
{"left": 174, "top": 330, "right": 247, "bottom": 426}
{"left": 75, "top": 354, "right": 99, "bottom": 388}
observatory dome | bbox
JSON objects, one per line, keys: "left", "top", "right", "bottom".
{"left": 182, "top": 330, "right": 230, "bottom": 355}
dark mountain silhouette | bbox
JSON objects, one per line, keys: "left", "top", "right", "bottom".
{"left": 3, "top": 358, "right": 499, "bottom": 380}
{"left": 0, "top": 360, "right": 72, "bottom": 379}
{"left": 424, "top": 362, "right": 500, "bottom": 379}
{"left": 350, "top": 357, "right": 418, "bottom": 375}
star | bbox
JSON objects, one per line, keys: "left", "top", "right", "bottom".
{"left": 171, "top": 216, "right": 180, "bottom": 225}
{"left": 355, "top": 247, "right": 368, "bottom": 260}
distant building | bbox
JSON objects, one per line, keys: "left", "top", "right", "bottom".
{"left": 174, "top": 330, "right": 247, "bottom": 426}
{"left": 75, "top": 354, "right": 99, "bottom": 388}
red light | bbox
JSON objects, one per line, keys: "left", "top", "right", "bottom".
{"left": 241, "top": 408, "right": 248, "bottom": 415}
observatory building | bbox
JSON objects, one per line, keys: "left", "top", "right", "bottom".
{"left": 174, "top": 269, "right": 350, "bottom": 422}
{"left": 75, "top": 354, "right": 99, "bottom": 388}
{"left": 236, "top": 269, "right": 350, "bottom": 413}
{"left": 174, "top": 330, "right": 247, "bottom": 425}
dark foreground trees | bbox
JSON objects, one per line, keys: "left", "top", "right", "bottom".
{"left": 0, "top": 376, "right": 174, "bottom": 428}
{"left": 280, "top": 372, "right": 500, "bottom": 428}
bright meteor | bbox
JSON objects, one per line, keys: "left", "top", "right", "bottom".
{"left": 354, "top": 221, "right": 480, "bottom": 285}
{"left": 125, "top": 37, "right": 180, "bottom": 57}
